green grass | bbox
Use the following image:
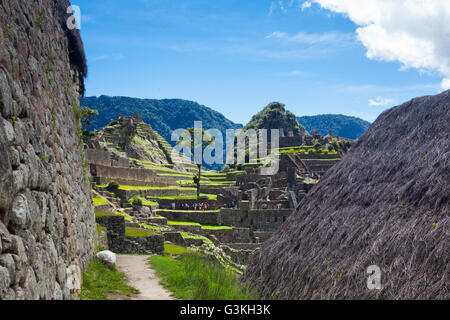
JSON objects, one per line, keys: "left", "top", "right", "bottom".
{"left": 168, "top": 221, "right": 232, "bottom": 230}
{"left": 161, "top": 209, "right": 221, "bottom": 214}
{"left": 168, "top": 221, "right": 201, "bottom": 226}
{"left": 156, "top": 194, "right": 217, "bottom": 200}
{"left": 96, "top": 224, "right": 105, "bottom": 236}
{"left": 128, "top": 195, "right": 159, "bottom": 206}
{"left": 94, "top": 210, "right": 116, "bottom": 218}
{"left": 149, "top": 254, "right": 257, "bottom": 300}
{"left": 115, "top": 211, "right": 133, "bottom": 221}
{"left": 125, "top": 227, "right": 157, "bottom": 237}
{"left": 80, "top": 260, "right": 139, "bottom": 300}
{"left": 139, "top": 222, "right": 169, "bottom": 231}
{"left": 93, "top": 196, "right": 108, "bottom": 207}
{"left": 118, "top": 185, "right": 196, "bottom": 191}
{"left": 201, "top": 225, "right": 233, "bottom": 230}
{"left": 180, "top": 233, "right": 214, "bottom": 247}
{"left": 164, "top": 243, "right": 196, "bottom": 256}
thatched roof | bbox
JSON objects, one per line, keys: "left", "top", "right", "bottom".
{"left": 244, "top": 90, "right": 450, "bottom": 299}
{"left": 56, "top": 0, "right": 87, "bottom": 96}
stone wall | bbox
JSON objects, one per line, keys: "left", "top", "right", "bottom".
{"left": 92, "top": 164, "right": 173, "bottom": 187}
{"left": 162, "top": 232, "right": 186, "bottom": 246}
{"left": 115, "top": 187, "right": 197, "bottom": 201}
{"left": 97, "top": 216, "right": 164, "bottom": 255}
{"left": 0, "top": 0, "right": 96, "bottom": 300}
{"left": 86, "top": 149, "right": 129, "bottom": 168}
{"left": 279, "top": 136, "right": 303, "bottom": 148}
{"left": 250, "top": 209, "right": 292, "bottom": 232}
{"left": 220, "top": 245, "right": 254, "bottom": 266}
{"left": 158, "top": 210, "right": 221, "bottom": 226}
{"left": 221, "top": 205, "right": 293, "bottom": 232}
{"left": 157, "top": 198, "right": 217, "bottom": 210}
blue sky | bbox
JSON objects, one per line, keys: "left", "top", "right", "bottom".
{"left": 75, "top": 0, "right": 443, "bottom": 124}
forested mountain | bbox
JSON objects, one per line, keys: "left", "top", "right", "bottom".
{"left": 245, "top": 102, "right": 309, "bottom": 136}
{"left": 81, "top": 96, "right": 242, "bottom": 145}
{"left": 297, "top": 114, "right": 371, "bottom": 139}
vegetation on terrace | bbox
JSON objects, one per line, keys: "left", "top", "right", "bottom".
{"left": 164, "top": 243, "right": 196, "bottom": 256}
{"left": 93, "top": 196, "right": 108, "bottom": 207}
{"left": 80, "top": 260, "right": 140, "bottom": 300}
{"left": 168, "top": 220, "right": 233, "bottom": 230}
{"left": 149, "top": 253, "right": 256, "bottom": 300}
{"left": 160, "top": 209, "right": 221, "bottom": 214}
{"left": 125, "top": 226, "right": 157, "bottom": 237}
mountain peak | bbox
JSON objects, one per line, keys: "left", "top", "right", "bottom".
{"left": 245, "top": 102, "right": 308, "bottom": 136}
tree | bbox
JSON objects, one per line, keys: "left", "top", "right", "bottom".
{"left": 79, "top": 106, "right": 99, "bottom": 144}
{"left": 80, "top": 106, "right": 99, "bottom": 132}
{"left": 176, "top": 128, "right": 215, "bottom": 198}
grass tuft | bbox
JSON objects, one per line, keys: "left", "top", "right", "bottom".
{"left": 149, "top": 254, "right": 257, "bottom": 300}
{"left": 80, "top": 260, "right": 139, "bottom": 300}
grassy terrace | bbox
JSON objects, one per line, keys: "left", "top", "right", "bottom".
{"left": 155, "top": 194, "right": 218, "bottom": 200}
{"left": 177, "top": 181, "right": 236, "bottom": 187}
{"left": 125, "top": 226, "right": 157, "bottom": 237}
{"left": 180, "top": 232, "right": 213, "bottom": 246}
{"left": 167, "top": 220, "right": 233, "bottom": 230}
{"left": 95, "top": 210, "right": 133, "bottom": 221}
{"left": 139, "top": 222, "right": 169, "bottom": 231}
{"left": 149, "top": 253, "right": 256, "bottom": 300}
{"left": 93, "top": 196, "right": 108, "bottom": 207}
{"left": 164, "top": 243, "right": 196, "bottom": 256}
{"left": 128, "top": 195, "right": 159, "bottom": 206}
{"left": 118, "top": 185, "right": 196, "bottom": 191}
{"left": 160, "top": 209, "right": 221, "bottom": 214}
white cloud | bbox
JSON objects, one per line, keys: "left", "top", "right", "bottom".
{"left": 268, "top": 2, "right": 275, "bottom": 16}
{"left": 441, "top": 78, "right": 450, "bottom": 90}
{"left": 93, "top": 54, "right": 124, "bottom": 61}
{"left": 278, "top": 0, "right": 287, "bottom": 12}
{"left": 301, "top": 1, "right": 312, "bottom": 10}
{"left": 311, "top": 0, "right": 450, "bottom": 90}
{"left": 368, "top": 97, "right": 394, "bottom": 107}
{"left": 266, "top": 31, "right": 354, "bottom": 45}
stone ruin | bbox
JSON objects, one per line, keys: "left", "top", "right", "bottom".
{"left": 85, "top": 122, "right": 351, "bottom": 271}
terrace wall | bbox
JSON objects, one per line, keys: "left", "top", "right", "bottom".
{"left": 279, "top": 136, "right": 304, "bottom": 148}
{"left": 96, "top": 216, "right": 164, "bottom": 255}
{"left": 92, "top": 164, "right": 173, "bottom": 187}
{"left": 86, "top": 149, "right": 129, "bottom": 168}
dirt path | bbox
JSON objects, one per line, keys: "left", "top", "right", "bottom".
{"left": 115, "top": 255, "right": 175, "bottom": 300}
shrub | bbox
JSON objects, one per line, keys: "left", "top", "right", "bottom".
{"left": 106, "top": 181, "right": 120, "bottom": 192}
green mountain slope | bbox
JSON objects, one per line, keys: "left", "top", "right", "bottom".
{"left": 81, "top": 96, "right": 242, "bottom": 145}
{"left": 245, "top": 102, "right": 308, "bottom": 136}
{"left": 297, "top": 114, "right": 371, "bottom": 139}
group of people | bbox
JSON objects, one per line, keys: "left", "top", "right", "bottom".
{"left": 174, "top": 202, "right": 212, "bottom": 211}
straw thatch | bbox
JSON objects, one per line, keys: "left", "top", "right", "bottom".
{"left": 244, "top": 90, "right": 450, "bottom": 299}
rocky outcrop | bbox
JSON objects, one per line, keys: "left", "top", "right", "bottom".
{"left": 0, "top": 0, "right": 95, "bottom": 299}
{"left": 244, "top": 91, "right": 449, "bottom": 300}
{"left": 96, "top": 251, "right": 116, "bottom": 269}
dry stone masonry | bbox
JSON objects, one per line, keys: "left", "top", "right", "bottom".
{"left": 0, "top": 0, "right": 96, "bottom": 300}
